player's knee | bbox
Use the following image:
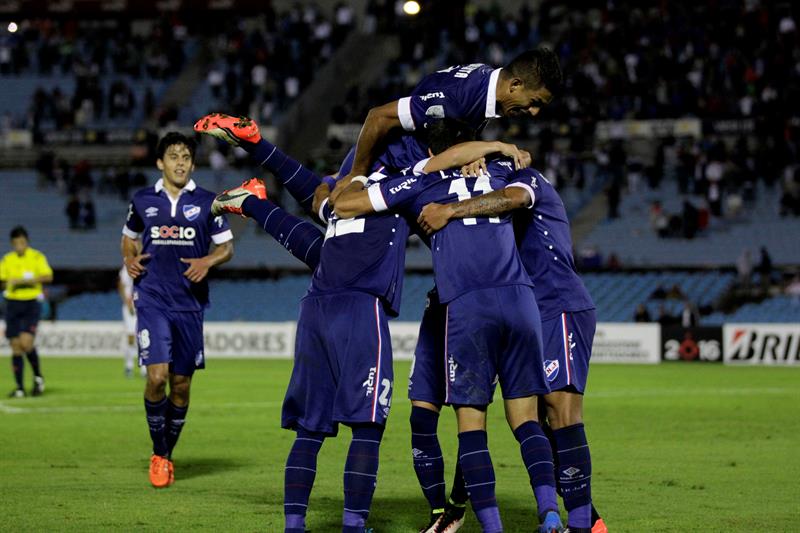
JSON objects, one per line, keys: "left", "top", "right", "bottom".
{"left": 169, "top": 378, "right": 191, "bottom": 404}
{"left": 146, "top": 369, "right": 168, "bottom": 392}
{"left": 545, "top": 399, "right": 582, "bottom": 430}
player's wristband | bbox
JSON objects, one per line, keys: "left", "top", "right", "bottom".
{"left": 351, "top": 175, "right": 368, "bottom": 186}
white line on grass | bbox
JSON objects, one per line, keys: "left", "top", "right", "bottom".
{"left": 0, "top": 400, "right": 281, "bottom": 415}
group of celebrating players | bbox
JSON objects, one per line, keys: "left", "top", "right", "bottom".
{"left": 121, "top": 48, "right": 607, "bottom": 533}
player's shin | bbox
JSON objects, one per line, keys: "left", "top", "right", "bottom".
{"left": 241, "top": 197, "right": 323, "bottom": 270}
{"left": 458, "top": 430, "right": 502, "bottom": 533}
{"left": 243, "top": 138, "right": 324, "bottom": 213}
{"left": 342, "top": 424, "right": 384, "bottom": 533}
{"left": 284, "top": 427, "right": 325, "bottom": 533}
{"left": 409, "top": 406, "right": 447, "bottom": 512}
{"left": 513, "top": 420, "right": 560, "bottom": 519}
{"left": 25, "top": 348, "right": 42, "bottom": 377}
{"left": 144, "top": 397, "right": 169, "bottom": 457}
{"left": 164, "top": 400, "right": 189, "bottom": 458}
{"left": 11, "top": 354, "right": 24, "bottom": 392}
{"left": 553, "top": 423, "right": 593, "bottom": 530}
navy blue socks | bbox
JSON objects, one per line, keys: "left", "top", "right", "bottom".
{"left": 513, "top": 420, "right": 559, "bottom": 519}
{"left": 144, "top": 397, "right": 169, "bottom": 457}
{"left": 284, "top": 427, "right": 326, "bottom": 533}
{"left": 553, "top": 423, "right": 593, "bottom": 529}
{"left": 164, "top": 400, "right": 188, "bottom": 458}
{"left": 25, "top": 349, "right": 42, "bottom": 377}
{"left": 342, "top": 424, "right": 384, "bottom": 532}
{"left": 458, "top": 430, "right": 502, "bottom": 533}
{"left": 410, "top": 406, "right": 446, "bottom": 511}
{"left": 244, "top": 138, "right": 323, "bottom": 213}
{"left": 242, "top": 196, "right": 323, "bottom": 270}
{"left": 11, "top": 355, "right": 23, "bottom": 390}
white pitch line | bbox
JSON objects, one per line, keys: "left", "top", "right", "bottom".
{"left": 590, "top": 387, "right": 796, "bottom": 398}
{"left": 0, "top": 400, "right": 281, "bottom": 415}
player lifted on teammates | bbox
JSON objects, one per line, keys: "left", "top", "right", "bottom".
{"left": 121, "top": 133, "right": 234, "bottom": 488}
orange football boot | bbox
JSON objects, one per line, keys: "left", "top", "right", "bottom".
{"left": 149, "top": 455, "right": 174, "bottom": 488}
{"left": 193, "top": 113, "right": 262, "bottom": 146}
{"left": 211, "top": 178, "right": 268, "bottom": 217}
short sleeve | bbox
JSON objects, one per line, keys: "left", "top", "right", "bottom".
{"left": 0, "top": 258, "right": 7, "bottom": 281}
{"left": 398, "top": 90, "right": 463, "bottom": 132}
{"left": 505, "top": 169, "right": 539, "bottom": 208}
{"left": 36, "top": 252, "right": 53, "bottom": 278}
{"left": 369, "top": 173, "right": 424, "bottom": 212}
{"left": 122, "top": 200, "right": 144, "bottom": 239}
{"left": 209, "top": 213, "right": 233, "bottom": 244}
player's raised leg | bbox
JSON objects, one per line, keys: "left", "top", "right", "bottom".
{"left": 212, "top": 178, "right": 324, "bottom": 270}
{"left": 195, "top": 113, "right": 329, "bottom": 212}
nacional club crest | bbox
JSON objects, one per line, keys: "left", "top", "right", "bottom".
{"left": 182, "top": 204, "right": 201, "bottom": 221}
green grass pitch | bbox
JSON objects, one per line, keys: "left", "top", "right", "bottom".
{"left": 1, "top": 358, "right": 798, "bottom": 532}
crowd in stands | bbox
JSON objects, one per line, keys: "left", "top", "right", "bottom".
{"left": 198, "top": 4, "right": 354, "bottom": 125}
{"left": 0, "top": 17, "right": 193, "bottom": 133}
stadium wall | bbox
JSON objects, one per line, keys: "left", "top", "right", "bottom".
{"left": 1, "top": 322, "right": 798, "bottom": 365}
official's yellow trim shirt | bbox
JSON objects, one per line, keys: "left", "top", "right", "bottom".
{"left": 0, "top": 248, "right": 53, "bottom": 301}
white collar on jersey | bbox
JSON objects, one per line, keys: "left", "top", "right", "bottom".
{"left": 485, "top": 68, "right": 502, "bottom": 119}
{"left": 154, "top": 178, "right": 197, "bottom": 194}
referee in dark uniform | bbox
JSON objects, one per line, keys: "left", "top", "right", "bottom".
{"left": 0, "top": 227, "right": 52, "bottom": 397}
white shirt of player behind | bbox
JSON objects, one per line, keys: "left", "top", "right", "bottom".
{"left": 119, "top": 266, "right": 136, "bottom": 335}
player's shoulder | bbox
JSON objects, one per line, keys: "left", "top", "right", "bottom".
{"left": 191, "top": 186, "right": 218, "bottom": 203}
{"left": 26, "top": 247, "right": 47, "bottom": 260}
{"left": 0, "top": 250, "right": 14, "bottom": 263}
{"left": 130, "top": 185, "right": 158, "bottom": 202}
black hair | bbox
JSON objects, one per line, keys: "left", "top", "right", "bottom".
{"left": 156, "top": 132, "right": 197, "bottom": 162}
{"left": 504, "top": 48, "right": 563, "bottom": 96}
{"left": 424, "top": 119, "right": 476, "bottom": 155}
{"left": 10, "top": 226, "right": 28, "bottom": 240}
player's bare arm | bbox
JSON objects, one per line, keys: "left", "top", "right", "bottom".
{"left": 121, "top": 235, "right": 149, "bottom": 279}
{"left": 181, "top": 240, "right": 234, "bottom": 283}
{"left": 312, "top": 181, "right": 332, "bottom": 221}
{"left": 332, "top": 179, "right": 374, "bottom": 219}
{"left": 417, "top": 187, "right": 531, "bottom": 234}
{"left": 330, "top": 100, "right": 402, "bottom": 203}
{"left": 423, "top": 141, "right": 532, "bottom": 175}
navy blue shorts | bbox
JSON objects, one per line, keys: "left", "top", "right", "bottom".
{"left": 4, "top": 299, "right": 40, "bottom": 339}
{"left": 408, "top": 288, "right": 447, "bottom": 405}
{"left": 282, "top": 291, "right": 394, "bottom": 436}
{"left": 444, "top": 285, "right": 548, "bottom": 406}
{"left": 541, "top": 310, "right": 596, "bottom": 393}
{"left": 136, "top": 307, "right": 205, "bottom": 376}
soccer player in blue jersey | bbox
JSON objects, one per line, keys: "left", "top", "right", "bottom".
{"left": 210, "top": 124, "right": 530, "bottom": 533}
{"left": 417, "top": 168, "right": 603, "bottom": 533}
{"left": 334, "top": 152, "right": 564, "bottom": 533}
{"left": 121, "top": 133, "right": 235, "bottom": 488}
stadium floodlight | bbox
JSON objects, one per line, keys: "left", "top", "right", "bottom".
{"left": 7, "top": 21, "right": 18, "bottom": 33}
{"left": 403, "top": 0, "right": 421, "bottom": 16}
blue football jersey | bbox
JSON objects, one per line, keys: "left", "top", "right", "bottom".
{"left": 310, "top": 171, "right": 409, "bottom": 316}
{"left": 367, "top": 158, "right": 532, "bottom": 303}
{"left": 123, "top": 179, "right": 232, "bottom": 311}
{"left": 377, "top": 64, "right": 502, "bottom": 172}
{"left": 506, "top": 169, "right": 596, "bottom": 320}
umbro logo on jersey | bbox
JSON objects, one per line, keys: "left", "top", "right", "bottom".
{"left": 145, "top": 206, "right": 159, "bottom": 218}
{"left": 183, "top": 204, "right": 202, "bottom": 221}
{"left": 389, "top": 177, "right": 417, "bottom": 194}
{"left": 425, "top": 105, "right": 445, "bottom": 118}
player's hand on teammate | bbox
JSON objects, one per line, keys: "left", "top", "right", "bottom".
{"left": 461, "top": 157, "right": 487, "bottom": 177}
{"left": 180, "top": 257, "right": 212, "bottom": 283}
{"left": 496, "top": 142, "right": 532, "bottom": 170}
{"left": 125, "top": 253, "right": 150, "bottom": 279}
{"left": 417, "top": 203, "right": 453, "bottom": 234}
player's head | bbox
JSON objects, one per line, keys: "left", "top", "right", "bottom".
{"left": 424, "top": 119, "right": 476, "bottom": 155}
{"left": 498, "top": 48, "right": 562, "bottom": 118}
{"left": 156, "top": 132, "right": 197, "bottom": 189}
{"left": 9, "top": 226, "right": 29, "bottom": 255}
